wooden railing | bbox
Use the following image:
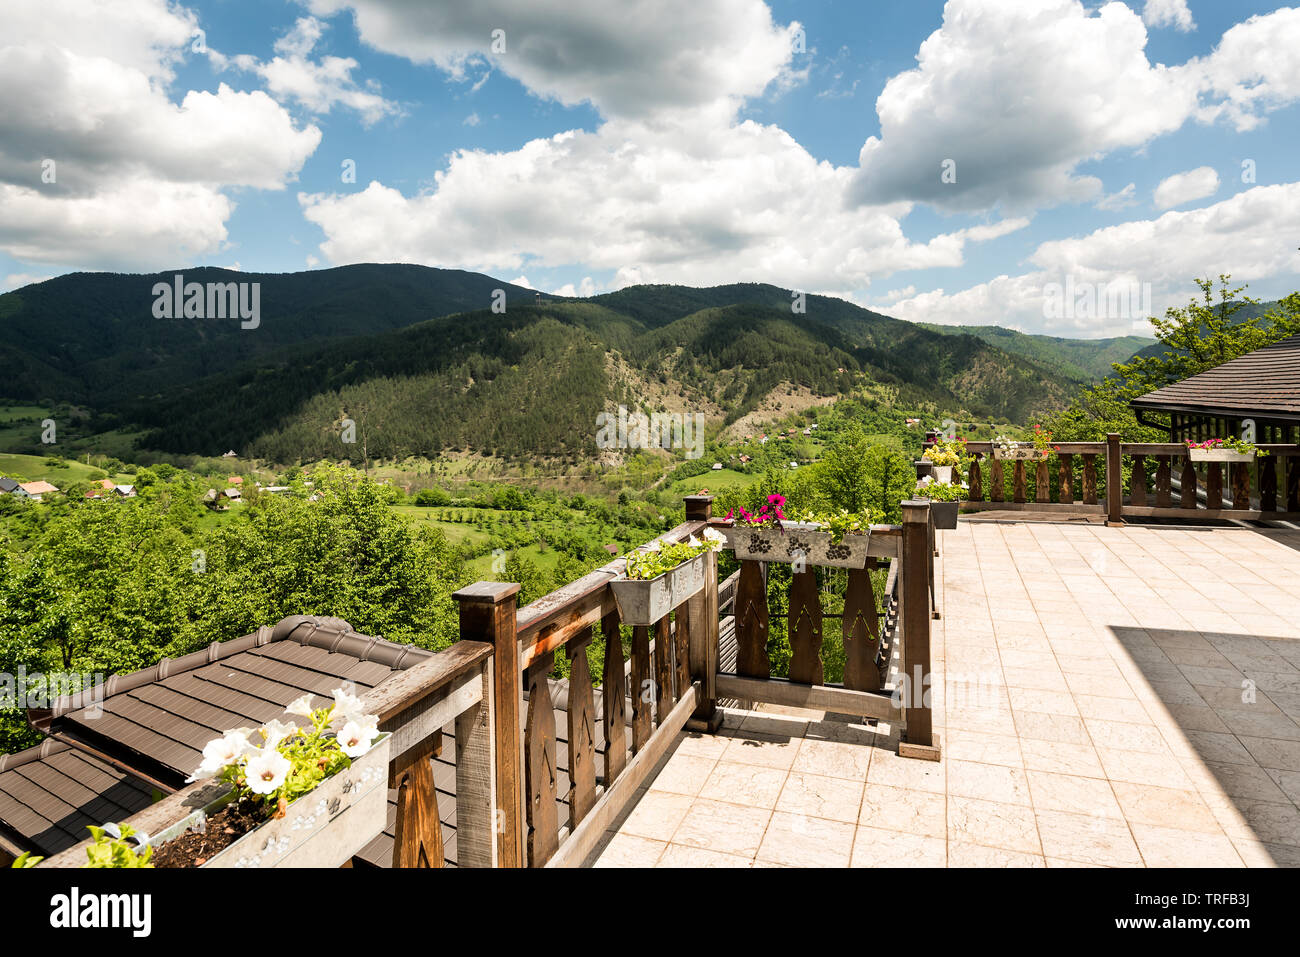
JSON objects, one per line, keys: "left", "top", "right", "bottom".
{"left": 954, "top": 434, "right": 1300, "bottom": 523}
{"left": 709, "top": 498, "right": 941, "bottom": 761}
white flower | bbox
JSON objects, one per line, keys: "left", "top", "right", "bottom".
{"left": 186, "top": 730, "right": 253, "bottom": 782}
{"left": 259, "top": 719, "right": 298, "bottom": 750}
{"left": 244, "top": 749, "right": 291, "bottom": 795}
{"left": 687, "top": 535, "right": 702, "bottom": 548}
{"left": 329, "top": 686, "right": 368, "bottom": 728}
{"left": 336, "top": 720, "right": 380, "bottom": 758}
{"left": 643, "top": 540, "right": 662, "bottom": 553}
{"left": 284, "top": 694, "right": 315, "bottom": 717}
{"left": 702, "top": 527, "right": 725, "bottom": 544}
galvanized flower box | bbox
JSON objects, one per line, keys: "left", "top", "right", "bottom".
{"left": 722, "top": 521, "right": 871, "bottom": 569}
{"left": 149, "top": 733, "right": 390, "bottom": 868}
{"left": 929, "top": 501, "right": 960, "bottom": 529}
{"left": 609, "top": 553, "right": 708, "bottom": 626}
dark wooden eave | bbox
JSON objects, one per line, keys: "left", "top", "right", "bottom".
{"left": 1130, "top": 333, "right": 1300, "bottom": 424}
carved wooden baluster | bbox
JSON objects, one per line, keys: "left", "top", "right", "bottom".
{"left": 1206, "top": 463, "right": 1224, "bottom": 509}
{"left": 629, "top": 625, "right": 652, "bottom": 752}
{"left": 735, "top": 559, "right": 771, "bottom": 679}
{"left": 968, "top": 453, "right": 984, "bottom": 502}
{"left": 1057, "top": 453, "right": 1073, "bottom": 505}
{"left": 1155, "top": 455, "right": 1172, "bottom": 508}
{"left": 673, "top": 603, "right": 691, "bottom": 702}
{"left": 842, "top": 565, "right": 880, "bottom": 692}
{"left": 654, "top": 616, "right": 673, "bottom": 724}
{"left": 1035, "top": 459, "right": 1050, "bottom": 503}
{"left": 601, "top": 611, "right": 627, "bottom": 784}
{"left": 787, "top": 566, "right": 823, "bottom": 685}
{"left": 1082, "top": 454, "right": 1098, "bottom": 505}
{"left": 1260, "top": 455, "right": 1278, "bottom": 513}
{"left": 565, "top": 634, "right": 596, "bottom": 829}
{"left": 392, "top": 731, "right": 444, "bottom": 868}
{"left": 524, "top": 653, "right": 559, "bottom": 866}
{"left": 1231, "top": 462, "right": 1250, "bottom": 511}
{"left": 1130, "top": 454, "right": 1147, "bottom": 507}
{"left": 1013, "top": 460, "right": 1027, "bottom": 503}
{"left": 1180, "top": 454, "right": 1198, "bottom": 508}
{"left": 1288, "top": 454, "right": 1300, "bottom": 512}
{"left": 990, "top": 458, "right": 1005, "bottom": 503}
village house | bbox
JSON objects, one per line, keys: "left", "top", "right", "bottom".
{"left": 17, "top": 480, "right": 58, "bottom": 502}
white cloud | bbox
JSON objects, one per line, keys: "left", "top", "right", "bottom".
{"left": 305, "top": 0, "right": 801, "bottom": 120}
{"left": 1190, "top": 7, "right": 1300, "bottom": 131}
{"left": 219, "top": 17, "right": 399, "bottom": 125}
{"left": 552, "top": 277, "right": 598, "bottom": 298}
{"left": 463, "top": 112, "right": 481, "bottom": 126}
{"left": 1142, "top": 0, "right": 1195, "bottom": 32}
{"left": 300, "top": 115, "right": 1026, "bottom": 294}
{"left": 1153, "top": 166, "right": 1219, "bottom": 210}
{"left": 3, "top": 272, "right": 56, "bottom": 291}
{"left": 850, "top": 0, "right": 1197, "bottom": 213}
{"left": 1096, "top": 183, "right": 1138, "bottom": 211}
{"left": 0, "top": 0, "right": 321, "bottom": 268}
{"left": 886, "top": 183, "right": 1300, "bottom": 335}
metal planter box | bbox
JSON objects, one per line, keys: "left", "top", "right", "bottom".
{"left": 926, "top": 464, "right": 955, "bottom": 484}
{"left": 993, "top": 447, "right": 1049, "bottom": 461}
{"left": 610, "top": 554, "right": 707, "bottom": 626}
{"left": 149, "top": 733, "right": 390, "bottom": 868}
{"left": 723, "top": 522, "right": 871, "bottom": 569}
{"left": 1187, "top": 448, "right": 1254, "bottom": 464}
{"left": 929, "top": 501, "right": 960, "bottom": 529}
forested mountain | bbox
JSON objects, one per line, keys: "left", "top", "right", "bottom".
{"left": 0, "top": 265, "right": 1131, "bottom": 463}
{"left": 0, "top": 264, "right": 541, "bottom": 400}
{"left": 918, "top": 324, "right": 1153, "bottom": 380}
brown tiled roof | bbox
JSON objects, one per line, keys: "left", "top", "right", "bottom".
{"left": 1131, "top": 334, "right": 1300, "bottom": 421}
{"left": 0, "top": 740, "right": 156, "bottom": 858}
{"left": 1, "top": 614, "right": 605, "bottom": 867}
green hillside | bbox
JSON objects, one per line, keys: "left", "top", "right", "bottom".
{"left": 918, "top": 323, "right": 1153, "bottom": 380}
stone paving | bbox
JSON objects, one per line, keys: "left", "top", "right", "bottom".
{"left": 592, "top": 521, "right": 1300, "bottom": 867}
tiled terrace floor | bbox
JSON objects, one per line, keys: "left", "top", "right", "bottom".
{"left": 593, "top": 520, "right": 1300, "bottom": 867}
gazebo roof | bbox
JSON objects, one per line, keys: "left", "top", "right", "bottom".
{"left": 1131, "top": 333, "right": 1300, "bottom": 422}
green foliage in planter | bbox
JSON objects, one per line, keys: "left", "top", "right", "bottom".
{"left": 84, "top": 823, "right": 153, "bottom": 868}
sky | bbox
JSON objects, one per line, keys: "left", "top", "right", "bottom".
{"left": 1, "top": 0, "right": 1298, "bottom": 337}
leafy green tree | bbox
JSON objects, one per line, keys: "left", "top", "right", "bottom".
{"left": 1050, "top": 277, "right": 1300, "bottom": 441}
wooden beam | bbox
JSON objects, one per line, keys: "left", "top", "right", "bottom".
{"left": 714, "top": 674, "right": 900, "bottom": 721}
{"left": 454, "top": 660, "right": 498, "bottom": 868}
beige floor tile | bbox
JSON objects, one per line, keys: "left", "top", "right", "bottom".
{"left": 1218, "top": 710, "right": 1300, "bottom": 741}
{"left": 721, "top": 734, "right": 800, "bottom": 771}
{"left": 647, "top": 754, "right": 719, "bottom": 796}
{"left": 1027, "top": 770, "right": 1124, "bottom": 819}
{"left": 619, "top": 790, "right": 695, "bottom": 842}
{"left": 671, "top": 799, "right": 772, "bottom": 858}
{"left": 1019, "top": 738, "right": 1106, "bottom": 778}
{"left": 790, "top": 736, "right": 873, "bottom": 780}
{"left": 867, "top": 748, "right": 947, "bottom": 793}
{"left": 1205, "top": 763, "right": 1292, "bottom": 803}
{"left": 1129, "top": 824, "right": 1244, "bottom": 867}
{"left": 1110, "top": 781, "right": 1221, "bottom": 834}
{"left": 1183, "top": 730, "right": 1260, "bottom": 767}
{"left": 1034, "top": 808, "right": 1142, "bottom": 866}
{"left": 941, "top": 729, "right": 1023, "bottom": 767}
{"left": 859, "top": 783, "right": 946, "bottom": 838}
{"left": 698, "top": 761, "right": 789, "bottom": 809}
{"left": 1012, "top": 710, "right": 1091, "bottom": 745}
{"left": 657, "top": 844, "right": 753, "bottom": 868}
{"left": 1008, "top": 687, "right": 1078, "bottom": 716}
{"left": 674, "top": 731, "right": 733, "bottom": 761}
{"left": 756, "top": 812, "right": 855, "bottom": 867}
{"left": 738, "top": 712, "right": 809, "bottom": 739}
{"left": 593, "top": 832, "right": 667, "bottom": 867}
{"left": 771, "top": 767, "right": 863, "bottom": 822}
{"left": 1266, "top": 768, "right": 1300, "bottom": 804}
{"left": 1075, "top": 694, "right": 1150, "bottom": 723}
{"left": 947, "top": 842, "right": 1045, "bottom": 867}
{"left": 1084, "top": 718, "right": 1170, "bottom": 754}
{"left": 947, "top": 759, "right": 1032, "bottom": 805}
{"left": 947, "top": 795, "right": 1042, "bottom": 854}
{"left": 1225, "top": 800, "right": 1300, "bottom": 848}
{"left": 1240, "top": 736, "right": 1300, "bottom": 771}
{"left": 1095, "top": 746, "right": 1194, "bottom": 789}
{"left": 850, "top": 826, "right": 946, "bottom": 867}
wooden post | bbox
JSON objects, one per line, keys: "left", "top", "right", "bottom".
{"left": 455, "top": 659, "right": 499, "bottom": 868}
{"left": 683, "top": 494, "right": 713, "bottom": 522}
{"left": 687, "top": 545, "right": 722, "bottom": 733}
{"left": 899, "top": 501, "right": 940, "bottom": 761}
{"left": 392, "top": 732, "right": 444, "bottom": 868}
{"left": 968, "top": 453, "right": 984, "bottom": 502}
{"left": 1105, "top": 433, "right": 1123, "bottom": 525}
{"left": 453, "top": 581, "right": 523, "bottom": 868}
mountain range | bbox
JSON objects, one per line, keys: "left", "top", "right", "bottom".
{"left": 0, "top": 264, "right": 1154, "bottom": 463}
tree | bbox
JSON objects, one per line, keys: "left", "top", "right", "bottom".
{"left": 1050, "top": 276, "right": 1300, "bottom": 441}
{"left": 815, "top": 427, "right": 873, "bottom": 512}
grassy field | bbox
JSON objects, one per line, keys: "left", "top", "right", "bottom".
{"left": 0, "top": 452, "right": 132, "bottom": 486}
{"left": 666, "top": 467, "right": 753, "bottom": 498}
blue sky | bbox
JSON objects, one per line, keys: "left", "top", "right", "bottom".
{"left": 2, "top": 0, "right": 1298, "bottom": 337}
